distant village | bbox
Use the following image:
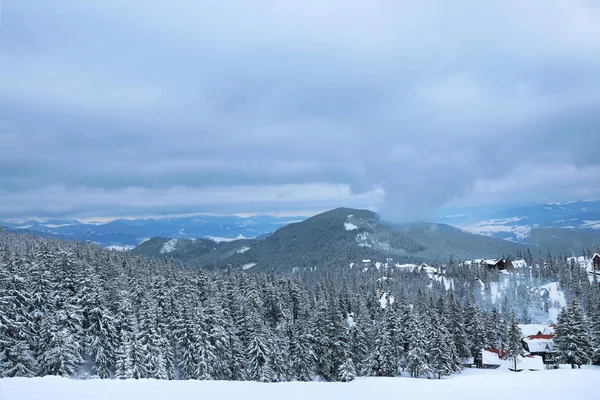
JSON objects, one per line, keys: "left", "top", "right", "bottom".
{"left": 358, "top": 253, "right": 600, "bottom": 371}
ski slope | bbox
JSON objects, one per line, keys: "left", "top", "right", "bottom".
{"left": 1, "top": 368, "right": 598, "bottom": 400}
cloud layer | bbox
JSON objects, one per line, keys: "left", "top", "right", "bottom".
{"left": 1, "top": 0, "right": 600, "bottom": 220}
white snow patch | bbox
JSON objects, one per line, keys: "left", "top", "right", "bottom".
{"left": 206, "top": 234, "right": 247, "bottom": 243}
{"left": 356, "top": 232, "right": 372, "bottom": 248}
{"left": 344, "top": 222, "right": 358, "bottom": 231}
{"left": 241, "top": 262, "right": 257, "bottom": 270}
{"left": 105, "top": 245, "right": 134, "bottom": 252}
{"left": 379, "top": 293, "right": 395, "bottom": 308}
{"left": 160, "top": 239, "right": 178, "bottom": 254}
{"left": 43, "top": 223, "right": 75, "bottom": 228}
{"left": 237, "top": 246, "right": 251, "bottom": 254}
{"left": 138, "top": 237, "right": 151, "bottom": 244}
{"left": 537, "top": 282, "right": 567, "bottom": 308}
{"left": 345, "top": 314, "right": 356, "bottom": 329}
{"left": 582, "top": 220, "right": 600, "bottom": 229}
{"left": 519, "top": 324, "right": 555, "bottom": 337}
{"left": 13, "top": 225, "right": 33, "bottom": 229}
{"left": 517, "top": 355, "right": 545, "bottom": 370}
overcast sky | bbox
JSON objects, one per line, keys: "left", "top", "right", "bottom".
{"left": 1, "top": 0, "right": 600, "bottom": 221}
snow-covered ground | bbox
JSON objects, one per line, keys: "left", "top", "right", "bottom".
{"left": 344, "top": 222, "right": 358, "bottom": 231}
{"left": 237, "top": 246, "right": 251, "bottom": 254}
{"left": 105, "top": 245, "right": 135, "bottom": 252}
{"left": 2, "top": 368, "right": 598, "bottom": 400}
{"left": 206, "top": 234, "right": 248, "bottom": 243}
{"left": 241, "top": 262, "right": 257, "bottom": 270}
{"left": 460, "top": 217, "right": 532, "bottom": 241}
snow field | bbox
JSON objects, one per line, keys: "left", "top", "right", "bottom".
{"left": 1, "top": 368, "right": 598, "bottom": 400}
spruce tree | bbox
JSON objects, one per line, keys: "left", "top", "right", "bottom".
{"left": 0, "top": 256, "right": 37, "bottom": 377}
{"left": 555, "top": 300, "right": 593, "bottom": 368}
{"left": 289, "top": 319, "right": 316, "bottom": 381}
{"left": 404, "top": 311, "right": 430, "bottom": 378}
{"left": 427, "top": 314, "right": 453, "bottom": 379}
{"left": 505, "top": 313, "right": 523, "bottom": 371}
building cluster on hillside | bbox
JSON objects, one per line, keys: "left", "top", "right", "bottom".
{"left": 463, "top": 258, "right": 528, "bottom": 271}
{"left": 473, "top": 324, "right": 558, "bottom": 370}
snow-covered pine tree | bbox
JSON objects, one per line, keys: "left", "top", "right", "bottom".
{"left": 555, "top": 300, "right": 593, "bottom": 368}
{"left": 245, "top": 319, "right": 276, "bottom": 382}
{"left": 447, "top": 293, "right": 471, "bottom": 361}
{"left": 289, "top": 318, "right": 316, "bottom": 381}
{"left": 173, "top": 304, "right": 199, "bottom": 380}
{"left": 84, "top": 274, "right": 118, "bottom": 378}
{"left": 368, "top": 318, "right": 396, "bottom": 376}
{"left": 38, "top": 315, "right": 84, "bottom": 377}
{"left": 137, "top": 302, "right": 171, "bottom": 379}
{"left": 505, "top": 312, "right": 523, "bottom": 371}
{"left": 427, "top": 313, "right": 454, "bottom": 379}
{"left": 404, "top": 310, "right": 430, "bottom": 378}
{"left": 38, "top": 251, "right": 84, "bottom": 377}
{"left": 350, "top": 313, "right": 372, "bottom": 376}
{"left": 114, "top": 327, "right": 134, "bottom": 379}
{"left": 130, "top": 326, "right": 147, "bottom": 379}
{"left": 337, "top": 357, "right": 356, "bottom": 382}
{"left": 464, "top": 298, "right": 487, "bottom": 358}
{"left": 0, "top": 255, "right": 37, "bottom": 377}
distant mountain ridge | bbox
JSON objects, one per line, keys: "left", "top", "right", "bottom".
{"left": 438, "top": 199, "right": 600, "bottom": 253}
{"left": 131, "top": 207, "right": 527, "bottom": 271}
{"left": 3, "top": 199, "right": 600, "bottom": 255}
{"left": 0, "top": 214, "right": 305, "bottom": 247}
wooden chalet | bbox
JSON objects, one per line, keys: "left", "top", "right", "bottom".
{"left": 522, "top": 334, "right": 556, "bottom": 365}
{"left": 484, "top": 259, "right": 507, "bottom": 270}
{"left": 593, "top": 253, "right": 600, "bottom": 270}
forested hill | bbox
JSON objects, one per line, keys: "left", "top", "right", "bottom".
{"left": 1, "top": 230, "right": 600, "bottom": 381}
{"left": 132, "top": 207, "right": 526, "bottom": 270}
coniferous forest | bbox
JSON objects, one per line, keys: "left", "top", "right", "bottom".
{"left": 1, "top": 231, "right": 600, "bottom": 381}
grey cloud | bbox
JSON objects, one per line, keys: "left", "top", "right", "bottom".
{"left": 1, "top": 0, "right": 600, "bottom": 219}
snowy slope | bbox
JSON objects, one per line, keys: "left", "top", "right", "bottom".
{"left": 1, "top": 368, "right": 598, "bottom": 400}
{"left": 159, "top": 238, "right": 178, "bottom": 254}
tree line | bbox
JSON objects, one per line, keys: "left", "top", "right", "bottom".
{"left": 1, "top": 231, "right": 599, "bottom": 381}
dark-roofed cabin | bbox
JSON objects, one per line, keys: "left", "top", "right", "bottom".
{"left": 593, "top": 253, "right": 600, "bottom": 270}
{"left": 485, "top": 259, "right": 507, "bottom": 270}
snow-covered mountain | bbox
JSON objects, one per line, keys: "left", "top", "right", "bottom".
{"left": 132, "top": 208, "right": 527, "bottom": 270}
{"left": 0, "top": 214, "right": 305, "bottom": 247}
{"left": 437, "top": 200, "right": 600, "bottom": 247}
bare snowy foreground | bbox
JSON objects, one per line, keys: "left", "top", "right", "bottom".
{"left": 2, "top": 368, "right": 599, "bottom": 400}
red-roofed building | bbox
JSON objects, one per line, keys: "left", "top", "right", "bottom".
{"left": 522, "top": 333, "right": 555, "bottom": 365}
{"left": 527, "top": 334, "right": 555, "bottom": 340}
{"left": 475, "top": 348, "right": 505, "bottom": 369}
{"left": 484, "top": 348, "right": 507, "bottom": 358}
